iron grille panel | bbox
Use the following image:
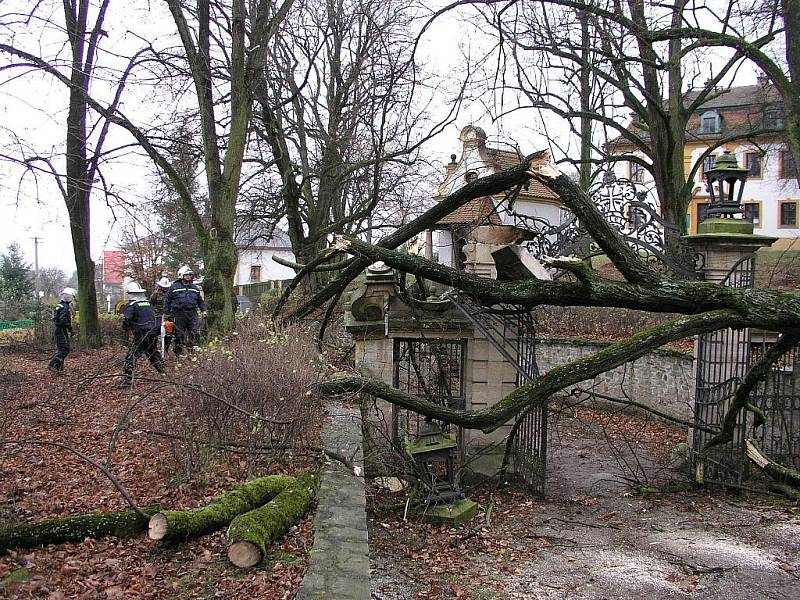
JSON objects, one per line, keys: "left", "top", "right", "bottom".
{"left": 749, "top": 338, "right": 800, "bottom": 469}
{"left": 692, "top": 256, "right": 755, "bottom": 485}
{"left": 448, "top": 292, "right": 547, "bottom": 494}
{"left": 393, "top": 338, "right": 466, "bottom": 437}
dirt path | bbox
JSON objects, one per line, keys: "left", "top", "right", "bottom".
{"left": 368, "top": 409, "right": 800, "bottom": 599}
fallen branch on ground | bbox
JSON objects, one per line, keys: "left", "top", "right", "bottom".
{"left": 0, "top": 506, "right": 160, "bottom": 553}
{"left": 227, "top": 471, "right": 318, "bottom": 568}
{"left": 745, "top": 440, "right": 800, "bottom": 492}
{"left": 148, "top": 474, "right": 295, "bottom": 542}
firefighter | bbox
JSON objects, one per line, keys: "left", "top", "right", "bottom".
{"left": 119, "top": 281, "right": 164, "bottom": 387}
{"left": 164, "top": 265, "right": 206, "bottom": 357}
{"left": 150, "top": 276, "right": 173, "bottom": 355}
{"left": 47, "top": 287, "right": 77, "bottom": 373}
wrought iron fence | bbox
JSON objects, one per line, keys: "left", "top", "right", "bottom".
{"left": 749, "top": 333, "right": 800, "bottom": 469}
{"left": 392, "top": 338, "right": 466, "bottom": 438}
{"left": 498, "top": 168, "right": 703, "bottom": 279}
{"left": 692, "top": 255, "right": 755, "bottom": 485}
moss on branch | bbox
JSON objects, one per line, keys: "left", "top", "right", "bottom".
{"left": 335, "top": 236, "right": 800, "bottom": 333}
{"left": 0, "top": 506, "right": 160, "bottom": 553}
{"left": 226, "top": 472, "right": 318, "bottom": 568}
{"left": 148, "top": 475, "right": 294, "bottom": 542}
{"left": 321, "top": 310, "right": 747, "bottom": 431}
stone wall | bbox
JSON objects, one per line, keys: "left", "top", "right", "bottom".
{"left": 535, "top": 337, "right": 695, "bottom": 421}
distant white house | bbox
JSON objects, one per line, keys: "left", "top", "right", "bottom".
{"left": 432, "top": 125, "right": 562, "bottom": 276}
{"left": 234, "top": 222, "right": 297, "bottom": 291}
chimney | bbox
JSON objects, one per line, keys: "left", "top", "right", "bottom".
{"left": 445, "top": 153, "right": 458, "bottom": 177}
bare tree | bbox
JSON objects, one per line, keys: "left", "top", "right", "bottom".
{"left": 255, "top": 0, "right": 458, "bottom": 292}
{"left": 38, "top": 267, "right": 68, "bottom": 300}
{"left": 462, "top": 0, "right": 799, "bottom": 230}
{"left": 272, "top": 151, "right": 800, "bottom": 478}
{"left": 0, "top": 0, "right": 145, "bottom": 346}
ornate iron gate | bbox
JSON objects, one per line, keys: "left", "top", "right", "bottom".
{"left": 692, "top": 256, "right": 755, "bottom": 485}
{"left": 448, "top": 292, "right": 547, "bottom": 494}
{"left": 749, "top": 334, "right": 800, "bottom": 469}
{"left": 393, "top": 338, "right": 467, "bottom": 502}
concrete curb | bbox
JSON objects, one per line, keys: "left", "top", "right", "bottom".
{"left": 297, "top": 402, "right": 370, "bottom": 600}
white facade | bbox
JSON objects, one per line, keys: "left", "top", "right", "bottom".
{"left": 616, "top": 144, "right": 800, "bottom": 245}
{"left": 234, "top": 247, "right": 297, "bottom": 286}
{"left": 433, "top": 125, "right": 562, "bottom": 269}
{"left": 233, "top": 225, "right": 297, "bottom": 286}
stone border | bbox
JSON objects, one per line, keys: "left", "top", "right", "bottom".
{"left": 297, "top": 403, "right": 370, "bottom": 600}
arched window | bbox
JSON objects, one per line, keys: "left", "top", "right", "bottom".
{"left": 465, "top": 170, "right": 478, "bottom": 183}
{"left": 699, "top": 110, "right": 721, "bottom": 134}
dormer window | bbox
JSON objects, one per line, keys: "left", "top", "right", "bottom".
{"left": 699, "top": 110, "right": 721, "bottom": 134}
{"left": 465, "top": 171, "right": 478, "bottom": 183}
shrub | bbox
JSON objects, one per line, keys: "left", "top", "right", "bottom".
{"left": 155, "top": 317, "right": 323, "bottom": 479}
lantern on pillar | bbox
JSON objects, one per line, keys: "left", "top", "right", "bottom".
{"left": 704, "top": 151, "right": 749, "bottom": 219}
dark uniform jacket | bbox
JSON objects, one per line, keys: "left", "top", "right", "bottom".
{"left": 53, "top": 301, "right": 73, "bottom": 332}
{"left": 165, "top": 280, "right": 205, "bottom": 314}
{"left": 123, "top": 299, "right": 159, "bottom": 334}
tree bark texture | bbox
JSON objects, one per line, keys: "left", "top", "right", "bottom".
{"left": 148, "top": 474, "right": 294, "bottom": 542}
{"left": 226, "top": 471, "right": 318, "bottom": 568}
{"left": 0, "top": 507, "right": 159, "bottom": 553}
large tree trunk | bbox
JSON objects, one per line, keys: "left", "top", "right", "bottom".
{"left": 0, "top": 507, "right": 159, "bottom": 552}
{"left": 64, "top": 0, "right": 102, "bottom": 348}
{"left": 148, "top": 474, "right": 294, "bottom": 542}
{"left": 202, "top": 213, "right": 238, "bottom": 336}
{"left": 226, "top": 472, "right": 317, "bottom": 568}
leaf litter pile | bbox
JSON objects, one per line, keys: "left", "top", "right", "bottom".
{"left": 0, "top": 348, "right": 317, "bottom": 599}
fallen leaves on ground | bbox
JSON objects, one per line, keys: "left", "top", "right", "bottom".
{"left": 0, "top": 347, "right": 318, "bottom": 599}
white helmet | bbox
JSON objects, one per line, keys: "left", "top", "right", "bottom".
{"left": 157, "top": 277, "right": 171, "bottom": 289}
{"left": 125, "top": 281, "right": 146, "bottom": 294}
{"left": 60, "top": 287, "right": 77, "bottom": 302}
{"left": 177, "top": 265, "right": 194, "bottom": 277}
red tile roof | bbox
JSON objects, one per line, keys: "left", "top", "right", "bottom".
{"left": 437, "top": 196, "right": 503, "bottom": 226}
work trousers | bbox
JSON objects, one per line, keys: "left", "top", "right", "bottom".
{"left": 123, "top": 330, "right": 164, "bottom": 379}
{"left": 48, "top": 327, "right": 70, "bottom": 372}
{"left": 172, "top": 309, "right": 199, "bottom": 356}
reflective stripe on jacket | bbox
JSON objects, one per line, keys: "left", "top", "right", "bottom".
{"left": 165, "top": 280, "right": 205, "bottom": 313}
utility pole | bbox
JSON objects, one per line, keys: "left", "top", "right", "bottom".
{"left": 32, "top": 236, "right": 41, "bottom": 301}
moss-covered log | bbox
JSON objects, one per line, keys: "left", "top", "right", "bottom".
{"left": 321, "top": 310, "right": 747, "bottom": 432}
{"left": 0, "top": 506, "right": 160, "bottom": 553}
{"left": 226, "top": 471, "right": 318, "bottom": 568}
{"left": 148, "top": 474, "right": 294, "bottom": 542}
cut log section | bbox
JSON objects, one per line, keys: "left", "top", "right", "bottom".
{"left": 227, "top": 471, "right": 318, "bottom": 568}
{"left": 0, "top": 506, "right": 159, "bottom": 553}
{"left": 148, "top": 474, "right": 294, "bottom": 542}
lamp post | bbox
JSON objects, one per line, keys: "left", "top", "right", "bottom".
{"left": 704, "top": 150, "right": 749, "bottom": 219}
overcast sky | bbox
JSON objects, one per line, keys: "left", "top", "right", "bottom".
{"left": 0, "top": 0, "right": 520, "bottom": 275}
{"left": 1, "top": 0, "right": 751, "bottom": 275}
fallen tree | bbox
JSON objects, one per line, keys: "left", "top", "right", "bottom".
{"left": 0, "top": 506, "right": 160, "bottom": 553}
{"left": 281, "top": 151, "right": 800, "bottom": 486}
{"left": 148, "top": 474, "right": 295, "bottom": 542}
{"left": 227, "top": 471, "right": 318, "bottom": 568}
{"left": 746, "top": 440, "right": 800, "bottom": 497}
